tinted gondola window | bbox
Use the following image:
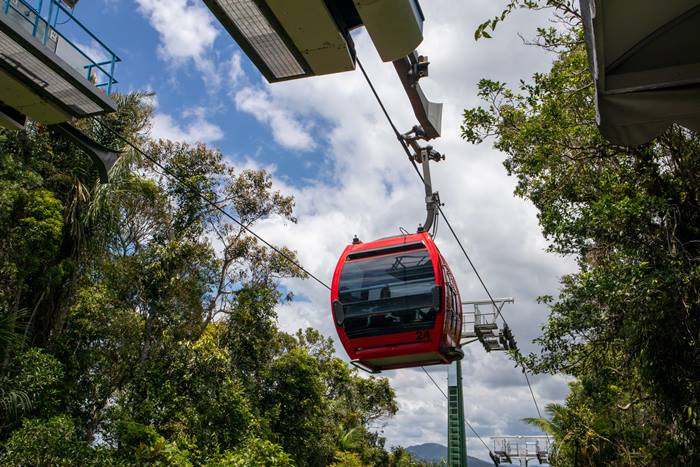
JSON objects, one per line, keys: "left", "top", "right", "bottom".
{"left": 338, "top": 248, "right": 436, "bottom": 338}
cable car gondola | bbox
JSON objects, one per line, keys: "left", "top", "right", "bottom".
{"left": 331, "top": 231, "right": 463, "bottom": 372}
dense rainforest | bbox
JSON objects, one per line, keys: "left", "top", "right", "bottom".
{"left": 5, "top": 2, "right": 700, "bottom": 466}
{"left": 464, "top": 1, "right": 700, "bottom": 465}
{"left": 0, "top": 93, "right": 425, "bottom": 466}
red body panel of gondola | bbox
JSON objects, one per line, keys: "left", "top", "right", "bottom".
{"left": 331, "top": 232, "right": 463, "bottom": 372}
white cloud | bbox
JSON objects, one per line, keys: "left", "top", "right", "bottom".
{"left": 218, "top": 0, "right": 576, "bottom": 459}
{"left": 118, "top": 0, "right": 576, "bottom": 459}
{"left": 234, "top": 87, "right": 316, "bottom": 151}
{"left": 228, "top": 52, "right": 244, "bottom": 87}
{"left": 150, "top": 106, "right": 223, "bottom": 144}
{"left": 135, "top": 0, "right": 218, "bottom": 80}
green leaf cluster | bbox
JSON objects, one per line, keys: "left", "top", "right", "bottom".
{"left": 0, "top": 94, "right": 399, "bottom": 466}
{"left": 464, "top": 2, "right": 700, "bottom": 464}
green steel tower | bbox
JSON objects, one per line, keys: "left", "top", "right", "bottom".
{"left": 447, "top": 361, "right": 467, "bottom": 466}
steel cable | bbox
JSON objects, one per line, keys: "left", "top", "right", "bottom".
{"left": 356, "top": 56, "right": 545, "bottom": 425}
{"left": 93, "top": 118, "right": 332, "bottom": 291}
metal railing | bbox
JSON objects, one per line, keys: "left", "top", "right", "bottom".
{"left": 492, "top": 436, "right": 551, "bottom": 464}
{"left": 461, "top": 298, "right": 513, "bottom": 336}
{"left": 2, "top": 0, "right": 120, "bottom": 94}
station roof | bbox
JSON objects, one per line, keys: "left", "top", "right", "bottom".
{"left": 581, "top": 0, "right": 700, "bottom": 145}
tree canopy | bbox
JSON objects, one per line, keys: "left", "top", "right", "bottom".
{"left": 0, "top": 93, "right": 412, "bottom": 466}
{"left": 464, "top": 1, "right": 699, "bottom": 464}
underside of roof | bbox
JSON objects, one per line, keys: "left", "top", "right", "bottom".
{"left": 580, "top": 0, "right": 700, "bottom": 145}
{"left": 0, "top": 7, "right": 116, "bottom": 124}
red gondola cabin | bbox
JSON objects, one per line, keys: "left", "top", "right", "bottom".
{"left": 331, "top": 231, "right": 463, "bottom": 372}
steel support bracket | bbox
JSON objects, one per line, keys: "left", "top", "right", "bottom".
{"left": 401, "top": 127, "right": 445, "bottom": 233}
{"left": 393, "top": 51, "right": 443, "bottom": 140}
{"left": 50, "top": 121, "right": 121, "bottom": 183}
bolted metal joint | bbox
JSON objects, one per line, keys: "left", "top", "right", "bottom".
{"left": 425, "top": 146, "right": 445, "bottom": 163}
{"left": 401, "top": 125, "right": 426, "bottom": 143}
{"left": 408, "top": 54, "right": 430, "bottom": 83}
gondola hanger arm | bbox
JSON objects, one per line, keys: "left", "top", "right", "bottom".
{"left": 393, "top": 51, "right": 443, "bottom": 140}
{"left": 400, "top": 126, "right": 444, "bottom": 233}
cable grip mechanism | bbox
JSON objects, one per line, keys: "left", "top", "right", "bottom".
{"left": 400, "top": 126, "right": 445, "bottom": 234}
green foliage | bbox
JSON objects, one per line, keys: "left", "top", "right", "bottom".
{"left": 0, "top": 92, "right": 399, "bottom": 465}
{"left": 0, "top": 416, "right": 94, "bottom": 466}
{"left": 262, "top": 346, "right": 333, "bottom": 465}
{"left": 276, "top": 329, "right": 398, "bottom": 466}
{"left": 206, "top": 437, "right": 293, "bottom": 467}
{"left": 0, "top": 348, "right": 64, "bottom": 433}
{"left": 330, "top": 450, "right": 366, "bottom": 467}
{"left": 0, "top": 389, "right": 30, "bottom": 427}
{"left": 525, "top": 379, "right": 680, "bottom": 466}
{"left": 114, "top": 420, "right": 193, "bottom": 466}
{"left": 10, "top": 348, "right": 64, "bottom": 417}
{"left": 466, "top": 2, "right": 700, "bottom": 464}
{"left": 0, "top": 149, "right": 65, "bottom": 308}
{"left": 387, "top": 446, "right": 427, "bottom": 467}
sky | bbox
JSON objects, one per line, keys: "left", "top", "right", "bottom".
{"left": 65, "top": 0, "right": 576, "bottom": 460}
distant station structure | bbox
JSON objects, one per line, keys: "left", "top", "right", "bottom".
{"left": 446, "top": 298, "right": 518, "bottom": 467}
{"left": 0, "top": 0, "right": 121, "bottom": 180}
{"left": 461, "top": 298, "right": 517, "bottom": 353}
{"left": 491, "top": 436, "right": 551, "bottom": 466}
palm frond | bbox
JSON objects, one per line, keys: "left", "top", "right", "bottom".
{"left": 524, "top": 416, "right": 557, "bottom": 436}
{"left": 0, "top": 308, "right": 28, "bottom": 353}
{"left": 0, "top": 388, "right": 31, "bottom": 420}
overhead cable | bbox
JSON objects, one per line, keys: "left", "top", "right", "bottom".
{"left": 356, "top": 56, "right": 546, "bottom": 425}
{"left": 421, "top": 366, "right": 448, "bottom": 399}
{"left": 421, "top": 367, "right": 493, "bottom": 454}
{"left": 92, "top": 118, "right": 332, "bottom": 291}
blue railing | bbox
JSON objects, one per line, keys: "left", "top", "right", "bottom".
{"left": 2, "top": 0, "right": 120, "bottom": 95}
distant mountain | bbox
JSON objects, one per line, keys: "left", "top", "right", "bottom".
{"left": 406, "top": 443, "right": 493, "bottom": 466}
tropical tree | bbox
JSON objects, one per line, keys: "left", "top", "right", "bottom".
{"left": 464, "top": 1, "right": 700, "bottom": 464}
{"left": 0, "top": 92, "right": 400, "bottom": 465}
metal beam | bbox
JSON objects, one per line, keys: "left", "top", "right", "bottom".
{"left": 462, "top": 298, "right": 514, "bottom": 306}
{"left": 393, "top": 51, "right": 442, "bottom": 139}
{"left": 51, "top": 122, "right": 121, "bottom": 183}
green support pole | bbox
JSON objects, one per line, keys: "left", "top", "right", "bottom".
{"left": 447, "top": 361, "right": 467, "bottom": 466}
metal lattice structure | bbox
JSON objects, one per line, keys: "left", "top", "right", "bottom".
{"left": 492, "top": 436, "right": 551, "bottom": 466}
{"left": 461, "top": 298, "right": 516, "bottom": 352}
{"left": 447, "top": 363, "right": 467, "bottom": 467}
